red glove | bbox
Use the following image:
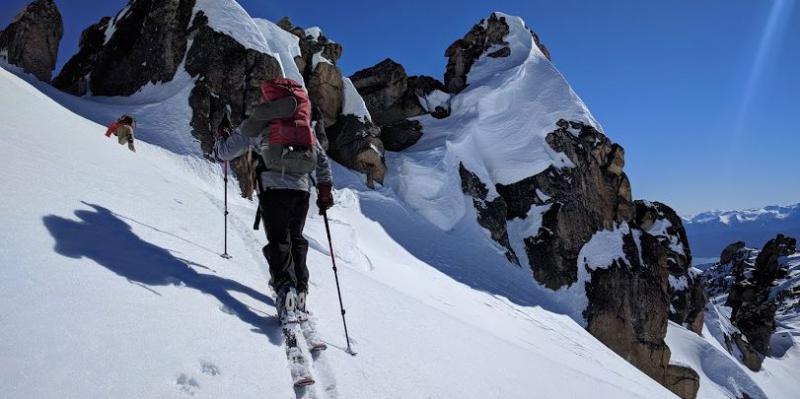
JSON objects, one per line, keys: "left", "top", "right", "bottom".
{"left": 215, "top": 126, "right": 231, "bottom": 140}
{"left": 316, "top": 183, "right": 333, "bottom": 215}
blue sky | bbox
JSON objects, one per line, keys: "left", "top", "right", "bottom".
{"left": 2, "top": 0, "right": 798, "bottom": 215}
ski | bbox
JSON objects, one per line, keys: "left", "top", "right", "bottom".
{"left": 299, "top": 313, "right": 328, "bottom": 352}
{"left": 282, "top": 324, "right": 315, "bottom": 386}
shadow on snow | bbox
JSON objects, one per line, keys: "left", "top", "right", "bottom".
{"left": 43, "top": 202, "right": 281, "bottom": 345}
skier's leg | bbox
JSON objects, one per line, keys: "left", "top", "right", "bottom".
{"left": 260, "top": 190, "right": 294, "bottom": 293}
{"left": 288, "top": 191, "right": 311, "bottom": 294}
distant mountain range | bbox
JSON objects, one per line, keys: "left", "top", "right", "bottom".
{"left": 683, "top": 203, "right": 800, "bottom": 258}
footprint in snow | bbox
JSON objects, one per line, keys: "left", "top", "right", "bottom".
{"left": 176, "top": 373, "right": 200, "bottom": 396}
{"left": 200, "top": 361, "right": 220, "bottom": 376}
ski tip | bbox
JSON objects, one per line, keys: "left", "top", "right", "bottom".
{"left": 294, "top": 377, "right": 315, "bottom": 387}
{"left": 310, "top": 344, "right": 328, "bottom": 352}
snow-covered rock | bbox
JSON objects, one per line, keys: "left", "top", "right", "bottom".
{"left": 635, "top": 200, "right": 706, "bottom": 334}
{"left": 702, "top": 234, "right": 799, "bottom": 371}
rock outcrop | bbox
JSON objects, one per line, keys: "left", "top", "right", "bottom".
{"left": 634, "top": 200, "right": 706, "bottom": 334}
{"left": 726, "top": 234, "right": 796, "bottom": 355}
{"left": 0, "top": 0, "right": 63, "bottom": 82}
{"left": 444, "top": 13, "right": 510, "bottom": 94}
{"left": 460, "top": 118, "right": 701, "bottom": 397}
{"left": 444, "top": 12, "right": 550, "bottom": 94}
{"left": 279, "top": 19, "right": 344, "bottom": 127}
{"left": 350, "top": 58, "right": 426, "bottom": 125}
{"left": 53, "top": 0, "right": 282, "bottom": 197}
{"left": 703, "top": 234, "right": 799, "bottom": 371}
{"left": 185, "top": 11, "right": 282, "bottom": 196}
{"left": 487, "top": 120, "right": 633, "bottom": 289}
{"left": 54, "top": 0, "right": 196, "bottom": 97}
{"left": 349, "top": 58, "right": 450, "bottom": 152}
{"left": 51, "top": 17, "right": 110, "bottom": 94}
{"left": 326, "top": 115, "right": 386, "bottom": 188}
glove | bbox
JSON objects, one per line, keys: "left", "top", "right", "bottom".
{"left": 316, "top": 182, "right": 333, "bottom": 215}
{"left": 215, "top": 126, "right": 231, "bottom": 140}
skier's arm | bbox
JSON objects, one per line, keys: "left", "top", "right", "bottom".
{"left": 213, "top": 130, "right": 258, "bottom": 161}
{"left": 240, "top": 97, "right": 297, "bottom": 137}
{"left": 314, "top": 139, "right": 333, "bottom": 185}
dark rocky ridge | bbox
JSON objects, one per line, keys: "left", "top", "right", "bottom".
{"left": 634, "top": 200, "right": 706, "bottom": 334}
{"left": 51, "top": 17, "right": 110, "bottom": 94}
{"left": 54, "top": 0, "right": 196, "bottom": 97}
{"left": 0, "top": 0, "right": 63, "bottom": 82}
{"left": 349, "top": 58, "right": 450, "bottom": 152}
{"left": 459, "top": 121, "right": 701, "bottom": 398}
{"left": 728, "top": 235, "right": 794, "bottom": 367}
{"left": 703, "top": 234, "right": 798, "bottom": 372}
{"left": 351, "top": 58, "right": 427, "bottom": 125}
{"left": 53, "top": 0, "right": 283, "bottom": 197}
{"left": 51, "top": 3, "right": 385, "bottom": 195}
{"left": 444, "top": 12, "right": 550, "bottom": 94}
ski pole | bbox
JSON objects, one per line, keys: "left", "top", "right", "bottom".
{"left": 221, "top": 161, "right": 232, "bottom": 259}
{"left": 323, "top": 211, "right": 354, "bottom": 355}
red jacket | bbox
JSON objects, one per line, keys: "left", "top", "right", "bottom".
{"left": 105, "top": 122, "right": 120, "bottom": 137}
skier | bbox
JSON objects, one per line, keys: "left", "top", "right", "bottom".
{"left": 105, "top": 114, "right": 137, "bottom": 152}
{"left": 213, "top": 78, "right": 333, "bottom": 326}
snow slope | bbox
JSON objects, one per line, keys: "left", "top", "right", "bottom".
{"left": 0, "top": 62, "right": 681, "bottom": 398}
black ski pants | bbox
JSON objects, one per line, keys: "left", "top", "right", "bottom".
{"left": 260, "top": 189, "right": 310, "bottom": 293}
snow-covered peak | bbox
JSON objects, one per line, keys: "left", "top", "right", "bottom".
{"left": 305, "top": 26, "right": 323, "bottom": 41}
{"left": 192, "top": 0, "right": 270, "bottom": 54}
{"left": 452, "top": 12, "right": 599, "bottom": 186}
{"left": 685, "top": 203, "right": 800, "bottom": 225}
{"left": 390, "top": 12, "right": 600, "bottom": 230}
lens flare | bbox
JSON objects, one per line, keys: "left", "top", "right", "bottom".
{"left": 732, "top": 0, "right": 795, "bottom": 138}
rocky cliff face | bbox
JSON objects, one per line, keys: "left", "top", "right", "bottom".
{"left": 349, "top": 58, "right": 450, "bottom": 152}
{"left": 635, "top": 200, "right": 706, "bottom": 334}
{"left": 50, "top": 1, "right": 385, "bottom": 196}
{"left": 0, "top": 0, "right": 63, "bottom": 82}
{"left": 441, "top": 14, "right": 702, "bottom": 398}
{"left": 704, "top": 234, "right": 799, "bottom": 371}
{"left": 53, "top": 0, "right": 282, "bottom": 197}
